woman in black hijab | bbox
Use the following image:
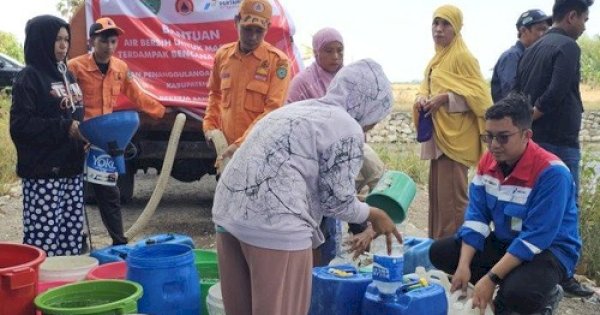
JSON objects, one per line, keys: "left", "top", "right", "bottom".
{"left": 10, "top": 15, "right": 86, "bottom": 256}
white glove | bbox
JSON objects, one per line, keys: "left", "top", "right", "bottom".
{"left": 205, "top": 129, "right": 230, "bottom": 174}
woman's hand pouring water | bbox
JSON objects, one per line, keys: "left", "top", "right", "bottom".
{"left": 367, "top": 207, "right": 403, "bottom": 255}
{"left": 346, "top": 223, "right": 377, "bottom": 259}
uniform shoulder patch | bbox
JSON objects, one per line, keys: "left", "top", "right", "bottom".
{"left": 276, "top": 64, "right": 288, "bottom": 79}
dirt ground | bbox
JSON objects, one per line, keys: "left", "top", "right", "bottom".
{"left": 1, "top": 171, "right": 599, "bottom": 314}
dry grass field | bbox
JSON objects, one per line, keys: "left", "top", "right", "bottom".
{"left": 581, "top": 84, "right": 600, "bottom": 109}
{"left": 392, "top": 83, "right": 600, "bottom": 111}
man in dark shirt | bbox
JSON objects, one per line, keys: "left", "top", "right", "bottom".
{"left": 491, "top": 9, "right": 551, "bottom": 102}
{"left": 515, "top": 0, "right": 594, "bottom": 298}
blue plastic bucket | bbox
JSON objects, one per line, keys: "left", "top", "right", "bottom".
{"left": 126, "top": 244, "right": 200, "bottom": 315}
{"left": 308, "top": 265, "right": 372, "bottom": 315}
{"left": 135, "top": 233, "right": 195, "bottom": 249}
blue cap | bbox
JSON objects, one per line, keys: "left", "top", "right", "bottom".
{"left": 516, "top": 9, "right": 552, "bottom": 29}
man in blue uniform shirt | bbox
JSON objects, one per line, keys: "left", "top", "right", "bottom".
{"left": 429, "top": 93, "right": 582, "bottom": 315}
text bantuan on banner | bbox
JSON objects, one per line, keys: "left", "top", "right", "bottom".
{"left": 85, "top": 0, "right": 302, "bottom": 117}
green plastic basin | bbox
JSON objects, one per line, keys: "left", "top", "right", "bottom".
{"left": 34, "top": 280, "right": 142, "bottom": 315}
{"left": 194, "top": 249, "right": 220, "bottom": 315}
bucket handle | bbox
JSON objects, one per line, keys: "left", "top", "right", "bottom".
{"left": 145, "top": 233, "right": 175, "bottom": 245}
{"left": 110, "top": 246, "right": 130, "bottom": 259}
{"left": 108, "top": 305, "right": 128, "bottom": 315}
{"left": 2, "top": 266, "right": 36, "bottom": 290}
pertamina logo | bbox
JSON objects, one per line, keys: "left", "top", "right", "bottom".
{"left": 176, "top": 0, "right": 194, "bottom": 15}
{"left": 140, "top": 0, "right": 161, "bottom": 14}
{"left": 203, "top": 0, "right": 218, "bottom": 11}
{"left": 206, "top": 0, "right": 242, "bottom": 10}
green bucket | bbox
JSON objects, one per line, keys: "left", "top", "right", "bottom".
{"left": 193, "top": 249, "right": 220, "bottom": 315}
{"left": 34, "top": 280, "right": 142, "bottom": 315}
{"left": 365, "top": 170, "right": 416, "bottom": 223}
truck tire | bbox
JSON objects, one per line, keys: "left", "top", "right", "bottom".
{"left": 171, "top": 158, "right": 214, "bottom": 182}
{"left": 117, "top": 167, "right": 135, "bottom": 204}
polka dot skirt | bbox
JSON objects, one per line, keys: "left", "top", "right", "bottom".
{"left": 22, "top": 175, "right": 84, "bottom": 256}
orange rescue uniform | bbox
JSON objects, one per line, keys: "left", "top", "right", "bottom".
{"left": 68, "top": 54, "right": 165, "bottom": 120}
{"left": 203, "top": 41, "right": 290, "bottom": 145}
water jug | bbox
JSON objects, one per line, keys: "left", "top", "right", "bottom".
{"left": 372, "top": 239, "right": 404, "bottom": 295}
{"left": 402, "top": 237, "right": 434, "bottom": 274}
{"left": 362, "top": 282, "right": 447, "bottom": 315}
{"left": 308, "top": 265, "right": 372, "bottom": 315}
{"left": 448, "top": 290, "right": 494, "bottom": 315}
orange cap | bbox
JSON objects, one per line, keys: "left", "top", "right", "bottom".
{"left": 238, "top": 0, "right": 272, "bottom": 29}
{"left": 89, "top": 17, "right": 124, "bottom": 37}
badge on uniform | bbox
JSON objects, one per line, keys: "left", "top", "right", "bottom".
{"left": 276, "top": 65, "right": 287, "bottom": 79}
{"left": 255, "top": 62, "right": 269, "bottom": 81}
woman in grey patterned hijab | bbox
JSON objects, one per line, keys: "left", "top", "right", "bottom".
{"left": 211, "top": 59, "right": 400, "bottom": 315}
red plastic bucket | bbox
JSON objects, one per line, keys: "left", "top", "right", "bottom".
{"left": 36, "top": 281, "right": 72, "bottom": 315}
{"left": 37, "top": 281, "right": 72, "bottom": 294}
{"left": 86, "top": 261, "right": 127, "bottom": 280}
{"left": 0, "top": 242, "right": 46, "bottom": 315}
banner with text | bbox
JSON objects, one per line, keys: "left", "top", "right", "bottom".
{"left": 85, "top": 0, "right": 302, "bottom": 116}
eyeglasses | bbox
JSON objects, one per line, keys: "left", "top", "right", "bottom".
{"left": 480, "top": 131, "right": 521, "bottom": 144}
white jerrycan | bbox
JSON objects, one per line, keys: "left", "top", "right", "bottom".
{"left": 416, "top": 267, "right": 451, "bottom": 291}
{"left": 448, "top": 290, "right": 494, "bottom": 315}
{"left": 409, "top": 266, "right": 493, "bottom": 315}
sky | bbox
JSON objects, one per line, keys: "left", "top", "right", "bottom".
{"left": 2, "top": 0, "right": 600, "bottom": 82}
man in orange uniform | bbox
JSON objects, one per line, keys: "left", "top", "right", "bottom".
{"left": 69, "top": 17, "right": 165, "bottom": 245}
{"left": 203, "top": 0, "right": 291, "bottom": 164}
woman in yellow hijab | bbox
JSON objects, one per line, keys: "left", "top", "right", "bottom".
{"left": 413, "top": 5, "right": 492, "bottom": 239}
